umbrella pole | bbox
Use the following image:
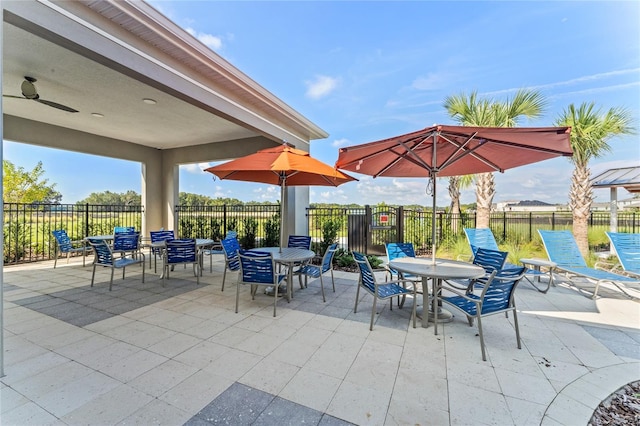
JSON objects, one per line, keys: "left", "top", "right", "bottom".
{"left": 280, "top": 177, "right": 286, "bottom": 253}
{"left": 431, "top": 172, "right": 437, "bottom": 265}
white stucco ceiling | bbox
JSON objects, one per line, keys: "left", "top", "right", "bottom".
{"left": 2, "top": 0, "right": 327, "bottom": 154}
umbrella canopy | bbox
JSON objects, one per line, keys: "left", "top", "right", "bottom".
{"left": 205, "top": 143, "right": 357, "bottom": 248}
{"left": 335, "top": 124, "right": 573, "bottom": 262}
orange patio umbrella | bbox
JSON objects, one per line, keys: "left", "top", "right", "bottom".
{"left": 204, "top": 143, "right": 357, "bottom": 248}
{"left": 335, "top": 125, "right": 573, "bottom": 263}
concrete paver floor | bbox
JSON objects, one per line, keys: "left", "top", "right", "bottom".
{"left": 1, "top": 256, "right": 639, "bottom": 425}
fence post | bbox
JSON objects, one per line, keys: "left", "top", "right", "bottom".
{"left": 223, "top": 204, "right": 227, "bottom": 232}
{"left": 502, "top": 212, "right": 507, "bottom": 241}
{"left": 84, "top": 203, "right": 89, "bottom": 237}
{"left": 398, "top": 206, "right": 404, "bottom": 243}
{"left": 552, "top": 212, "right": 555, "bottom": 230}
{"left": 529, "top": 212, "right": 533, "bottom": 242}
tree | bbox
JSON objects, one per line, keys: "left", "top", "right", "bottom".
{"left": 555, "top": 102, "right": 635, "bottom": 256}
{"left": 443, "top": 90, "right": 546, "bottom": 228}
{"left": 78, "top": 190, "right": 141, "bottom": 205}
{"left": 2, "top": 160, "right": 62, "bottom": 204}
{"left": 447, "top": 174, "right": 473, "bottom": 233}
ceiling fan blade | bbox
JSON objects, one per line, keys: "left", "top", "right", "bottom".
{"left": 36, "top": 98, "right": 79, "bottom": 113}
{"left": 2, "top": 94, "right": 28, "bottom": 99}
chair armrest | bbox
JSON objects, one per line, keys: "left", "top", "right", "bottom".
{"left": 440, "top": 284, "right": 481, "bottom": 303}
{"left": 456, "top": 254, "right": 472, "bottom": 262}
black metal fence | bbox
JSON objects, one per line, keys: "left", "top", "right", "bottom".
{"left": 3, "top": 203, "right": 142, "bottom": 264}
{"left": 3, "top": 202, "right": 638, "bottom": 264}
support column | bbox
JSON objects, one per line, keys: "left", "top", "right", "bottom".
{"left": 141, "top": 152, "right": 163, "bottom": 236}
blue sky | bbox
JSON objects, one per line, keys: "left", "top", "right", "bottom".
{"left": 4, "top": 1, "right": 639, "bottom": 206}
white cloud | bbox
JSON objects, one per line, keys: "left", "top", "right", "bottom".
{"left": 305, "top": 75, "right": 338, "bottom": 99}
{"left": 411, "top": 73, "right": 446, "bottom": 91}
{"left": 182, "top": 162, "right": 212, "bottom": 173}
{"left": 332, "top": 138, "right": 350, "bottom": 147}
{"left": 185, "top": 27, "right": 223, "bottom": 50}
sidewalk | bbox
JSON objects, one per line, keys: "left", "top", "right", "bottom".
{"left": 1, "top": 256, "right": 639, "bottom": 425}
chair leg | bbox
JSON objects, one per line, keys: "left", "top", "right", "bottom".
{"left": 330, "top": 270, "right": 336, "bottom": 292}
{"left": 370, "top": 296, "right": 378, "bottom": 331}
{"left": 54, "top": 251, "right": 59, "bottom": 268}
{"left": 354, "top": 283, "right": 361, "bottom": 313}
{"left": 319, "top": 274, "right": 326, "bottom": 302}
{"left": 273, "top": 284, "right": 278, "bottom": 317}
{"left": 235, "top": 282, "right": 240, "bottom": 313}
{"left": 90, "top": 264, "right": 97, "bottom": 286}
{"left": 513, "top": 307, "right": 521, "bottom": 349}
{"left": 109, "top": 268, "right": 115, "bottom": 291}
{"left": 477, "top": 314, "right": 487, "bottom": 361}
{"left": 221, "top": 267, "right": 228, "bottom": 291}
{"left": 411, "top": 290, "right": 417, "bottom": 328}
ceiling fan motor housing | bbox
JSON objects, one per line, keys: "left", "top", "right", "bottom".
{"left": 21, "top": 77, "right": 39, "bottom": 99}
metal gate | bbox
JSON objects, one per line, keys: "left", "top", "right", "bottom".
{"left": 347, "top": 205, "right": 403, "bottom": 255}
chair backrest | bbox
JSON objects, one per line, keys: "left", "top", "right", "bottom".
{"left": 221, "top": 237, "right": 241, "bottom": 271}
{"left": 52, "top": 229, "right": 74, "bottom": 252}
{"left": 385, "top": 242, "right": 416, "bottom": 261}
{"left": 238, "top": 250, "right": 277, "bottom": 285}
{"left": 606, "top": 232, "right": 640, "bottom": 273}
{"left": 472, "top": 247, "right": 508, "bottom": 274}
{"left": 353, "top": 251, "right": 376, "bottom": 293}
{"left": 113, "top": 232, "right": 140, "bottom": 251}
{"left": 150, "top": 230, "right": 175, "bottom": 243}
{"left": 479, "top": 267, "right": 526, "bottom": 315}
{"left": 88, "top": 239, "right": 113, "bottom": 265}
{"left": 538, "top": 230, "right": 587, "bottom": 268}
{"left": 288, "top": 235, "right": 312, "bottom": 250}
{"left": 225, "top": 230, "right": 238, "bottom": 240}
{"left": 114, "top": 226, "right": 136, "bottom": 234}
{"left": 321, "top": 243, "right": 339, "bottom": 273}
{"left": 166, "top": 239, "right": 197, "bottom": 263}
{"left": 464, "top": 228, "right": 500, "bottom": 256}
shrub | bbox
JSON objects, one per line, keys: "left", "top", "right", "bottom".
{"left": 240, "top": 217, "right": 257, "bottom": 249}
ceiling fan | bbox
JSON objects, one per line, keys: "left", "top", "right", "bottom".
{"left": 3, "top": 76, "right": 78, "bottom": 113}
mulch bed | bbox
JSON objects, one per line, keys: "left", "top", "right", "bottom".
{"left": 589, "top": 380, "right": 640, "bottom": 425}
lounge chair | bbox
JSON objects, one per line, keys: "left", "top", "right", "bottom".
{"left": 538, "top": 230, "right": 640, "bottom": 299}
{"left": 605, "top": 232, "right": 640, "bottom": 278}
{"left": 464, "top": 227, "right": 550, "bottom": 292}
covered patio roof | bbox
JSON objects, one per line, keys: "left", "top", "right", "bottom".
{"left": 592, "top": 166, "right": 640, "bottom": 194}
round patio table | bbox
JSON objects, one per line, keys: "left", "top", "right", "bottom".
{"left": 389, "top": 257, "right": 485, "bottom": 329}
{"left": 249, "top": 247, "right": 315, "bottom": 301}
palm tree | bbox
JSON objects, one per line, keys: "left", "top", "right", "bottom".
{"left": 448, "top": 174, "right": 473, "bottom": 234}
{"left": 555, "top": 102, "right": 635, "bottom": 256}
{"left": 444, "top": 90, "right": 546, "bottom": 228}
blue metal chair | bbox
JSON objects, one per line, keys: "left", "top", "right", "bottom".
{"left": 287, "top": 235, "right": 312, "bottom": 249}
{"left": 163, "top": 239, "right": 199, "bottom": 285}
{"left": 220, "top": 237, "right": 241, "bottom": 291}
{"left": 385, "top": 242, "right": 418, "bottom": 280}
{"left": 149, "top": 230, "right": 175, "bottom": 272}
{"left": 539, "top": 230, "right": 639, "bottom": 299}
{"left": 114, "top": 226, "right": 136, "bottom": 234}
{"left": 465, "top": 227, "right": 547, "bottom": 290}
{"left": 436, "top": 267, "right": 527, "bottom": 361}
{"left": 352, "top": 251, "right": 417, "bottom": 331}
{"left": 606, "top": 232, "right": 640, "bottom": 278}
{"left": 447, "top": 247, "right": 509, "bottom": 292}
{"left": 88, "top": 236, "right": 145, "bottom": 291}
{"left": 236, "top": 250, "right": 286, "bottom": 317}
{"left": 385, "top": 242, "right": 422, "bottom": 307}
{"left": 202, "top": 230, "right": 238, "bottom": 272}
{"left": 52, "top": 229, "right": 89, "bottom": 268}
{"left": 296, "top": 242, "right": 338, "bottom": 302}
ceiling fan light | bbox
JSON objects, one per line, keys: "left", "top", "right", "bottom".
{"left": 91, "top": 113, "right": 104, "bottom": 118}
{"left": 143, "top": 98, "right": 157, "bottom": 105}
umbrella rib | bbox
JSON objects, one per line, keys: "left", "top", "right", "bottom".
{"left": 439, "top": 133, "right": 505, "bottom": 173}
{"left": 372, "top": 137, "right": 434, "bottom": 177}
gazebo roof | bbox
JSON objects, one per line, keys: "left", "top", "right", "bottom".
{"left": 591, "top": 166, "right": 640, "bottom": 193}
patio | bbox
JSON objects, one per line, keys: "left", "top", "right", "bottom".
{"left": 1, "top": 256, "right": 639, "bottom": 425}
